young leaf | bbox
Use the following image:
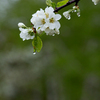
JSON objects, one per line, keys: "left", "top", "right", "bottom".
{"left": 46, "top": 0, "right": 56, "bottom": 8}
{"left": 57, "top": 0, "right": 69, "bottom": 7}
{"left": 46, "top": 0, "right": 52, "bottom": 6}
{"left": 32, "top": 36, "right": 43, "bottom": 53}
{"left": 51, "top": 2, "right": 56, "bottom": 8}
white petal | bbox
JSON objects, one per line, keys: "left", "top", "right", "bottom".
{"left": 19, "top": 28, "right": 34, "bottom": 41}
{"left": 54, "top": 21, "right": 61, "bottom": 29}
{"left": 55, "top": 14, "right": 62, "bottom": 20}
{"left": 48, "top": 23, "right": 55, "bottom": 29}
{"left": 63, "top": 11, "right": 71, "bottom": 20}
{"left": 45, "top": 6, "right": 54, "bottom": 13}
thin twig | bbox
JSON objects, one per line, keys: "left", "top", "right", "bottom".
{"left": 54, "top": 0, "right": 80, "bottom": 12}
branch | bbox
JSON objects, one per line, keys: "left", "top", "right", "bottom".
{"left": 54, "top": 0, "right": 80, "bottom": 12}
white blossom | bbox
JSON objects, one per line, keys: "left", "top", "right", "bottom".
{"left": 19, "top": 28, "right": 34, "bottom": 41}
{"left": 92, "top": 0, "right": 100, "bottom": 5}
{"left": 63, "top": 6, "right": 81, "bottom": 20}
{"left": 37, "top": 28, "right": 44, "bottom": 35}
{"left": 45, "top": 27, "right": 60, "bottom": 36}
{"left": 63, "top": 11, "right": 71, "bottom": 20}
{"left": 30, "top": 6, "right": 61, "bottom": 36}
{"left": 44, "top": 7, "right": 61, "bottom": 30}
{"left": 31, "top": 9, "right": 46, "bottom": 30}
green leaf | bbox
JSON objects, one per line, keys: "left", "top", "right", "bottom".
{"left": 32, "top": 36, "right": 43, "bottom": 53}
{"left": 46, "top": 0, "right": 56, "bottom": 8}
{"left": 57, "top": 0, "right": 69, "bottom": 7}
{"left": 46, "top": 0, "right": 52, "bottom": 6}
{"left": 51, "top": 2, "right": 56, "bottom": 8}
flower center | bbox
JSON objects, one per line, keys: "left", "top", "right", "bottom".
{"left": 41, "top": 19, "right": 46, "bottom": 24}
{"left": 45, "top": 13, "right": 49, "bottom": 18}
{"left": 49, "top": 18, "right": 55, "bottom": 23}
{"left": 28, "top": 30, "right": 34, "bottom": 36}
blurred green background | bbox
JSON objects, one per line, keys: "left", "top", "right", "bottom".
{"left": 0, "top": 0, "right": 100, "bottom": 100}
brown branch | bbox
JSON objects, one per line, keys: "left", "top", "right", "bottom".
{"left": 54, "top": 0, "right": 80, "bottom": 13}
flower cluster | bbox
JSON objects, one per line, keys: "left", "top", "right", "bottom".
{"left": 18, "top": 23, "right": 34, "bottom": 41}
{"left": 92, "top": 0, "right": 100, "bottom": 5}
{"left": 18, "top": 7, "right": 62, "bottom": 41}
{"left": 63, "top": 6, "right": 80, "bottom": 20}
{"left": 18, "top": 0, "right": 100, "bottom": 53}
{"left": 31, "top": 7, "right": 61, "bottom": 36}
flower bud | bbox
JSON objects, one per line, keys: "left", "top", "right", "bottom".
{"left": 92, "top": 0, "right": 100, "bottom": 5}
{"left": 18, "top": 22, "right": 26, "bottom": 28}
{"left": 63, "top": 11, "right": 71, "bottom": 20}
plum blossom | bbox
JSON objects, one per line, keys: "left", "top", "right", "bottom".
{"left": 18, "top": 26, "right": 34, "bottom": 41}
{"left": 31, "top": 7, "right": 61, "bottom": 36}
{"left": 31, "top": 9, "right": 46, "bottom": 30}
{"left": 45, "top": 27, "right": 60, "bottom": 36}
